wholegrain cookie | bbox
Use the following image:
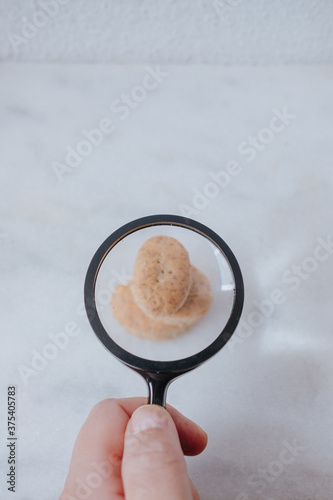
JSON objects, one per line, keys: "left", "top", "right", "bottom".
{"left": 110, "top": 285, "right": 194, "bottom": 340}
{"left": 131, "top": 235, "right": 192, "bottom": 317}
{"left": 161, "top": 266, "right": 213, "bottom": 325}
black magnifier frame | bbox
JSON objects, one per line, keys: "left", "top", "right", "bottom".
{"left": 84, "top": 214, "right": 244, "bottom": 407}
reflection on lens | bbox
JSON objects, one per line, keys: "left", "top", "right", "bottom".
{"left": 95, "top": 225, "right": 236, "bottom": 362}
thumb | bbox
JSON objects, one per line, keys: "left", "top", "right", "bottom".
{"left": 122, "top": 404, "right": 195, "bottom": 500}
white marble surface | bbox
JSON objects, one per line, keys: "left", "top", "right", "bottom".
{"left": 0, "top": 63, "right": 333, "bottom": 500}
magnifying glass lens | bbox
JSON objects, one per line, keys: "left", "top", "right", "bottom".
{"left": 94, "top": 224, "right": 235, "bottom": 362}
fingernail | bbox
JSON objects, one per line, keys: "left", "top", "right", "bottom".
{"left": 130, "top": 405, "right": 169, "bottom": 435}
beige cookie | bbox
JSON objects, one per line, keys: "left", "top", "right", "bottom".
{"left": 131, "top": 235, "right": 192, "bottom": 317}
{"left": 110, "top": 285, "right": 194, "bottom": 340}
{"left": 161, "top": 266, "right": 213, "bottom": 325}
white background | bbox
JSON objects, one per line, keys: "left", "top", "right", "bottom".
{"left": 0, "top": 2, "right": 333, "bottom": 500}
{"left": 0, "top": 0, "right": 333, "bottom": 63}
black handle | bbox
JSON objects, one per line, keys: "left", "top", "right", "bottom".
{"left": 147, "top": 375, "right": 173, "bottom": 407}
{"left": 135, "top": 371, "right": 177, "bottom": 407}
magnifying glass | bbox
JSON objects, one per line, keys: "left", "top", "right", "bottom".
{"left": 84, "top": 214, "right": 244, "bottom": 407}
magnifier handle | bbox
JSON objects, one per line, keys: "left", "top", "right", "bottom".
{"left": 144, "top": 373, "right": 175, "bottom": 407}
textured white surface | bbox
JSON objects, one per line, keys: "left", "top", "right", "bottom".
{"left": 0, "top": 0, "right": 333, "bottom": 63}
{"left": 0, "top": 63, "right": 333, "bottom": 500}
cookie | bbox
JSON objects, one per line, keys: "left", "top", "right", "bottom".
{"left": 131, "top": 235, "right": 192, "bottom": 317}
{"left": 110, "top": 285, "right": 194, "bottom": 341}
{"left": 161, "top": 266, "right": 213, "bottom": 325}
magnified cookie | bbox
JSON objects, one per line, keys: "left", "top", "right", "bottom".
{"left": 110, "top": 285, "right": 193, "bottom": 340}
{"left": 161, "top": 266, "right": 213, "bottom": 325}
{"left": 131, "top": 235, "right": 192, "bottom": 317}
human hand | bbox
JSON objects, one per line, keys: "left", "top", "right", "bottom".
{"left": 60, "top": 397, "right": 208, "bottom": 500}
